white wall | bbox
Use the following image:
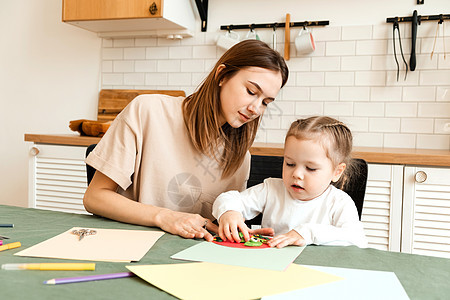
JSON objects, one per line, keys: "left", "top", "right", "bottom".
{"left": 0, "top": 1, "right": 101, "bottom": 207}
{"left": 102, "top": 1, "right": 450, "bottom": 148}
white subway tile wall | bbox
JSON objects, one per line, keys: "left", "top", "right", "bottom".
{"left": 101, "top": 24, "right": 450, "bottom": 150}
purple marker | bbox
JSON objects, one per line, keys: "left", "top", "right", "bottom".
{"left": 0, "top": 240, "right": 2, "bottom": 246}
{"left": 44, "top": 272, "right": 135, "bottom": 285}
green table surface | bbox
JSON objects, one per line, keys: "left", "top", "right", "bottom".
{"left": 1, "top": 205, "right": 449, "bottom": 299}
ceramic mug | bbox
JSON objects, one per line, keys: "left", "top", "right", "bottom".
{"left": 245, "top": 28, "right": 260, "bottom": 41}
{"left": 216, "top": 30, "right": 240, "bottom": 50}
{"left": 295, "top": 27, "right": 315, "bottom": 55}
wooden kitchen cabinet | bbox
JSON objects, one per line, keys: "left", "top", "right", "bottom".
{"left": 63, "top": 0, "right": 162, "bottom": 20}
{"left": 364, "top": 164, "right": 450, "bottom": 259}
{"left": 362, "top": 164, "right": 403, "bottom": 252}
{"left": 402, "top": 166, "right": 450, "bottom": 258}
{"left": 28, "top": 144, "right": 90, "bottom": 215}
{"left": 62, "top": 0, "right": 196, "bottom": 38}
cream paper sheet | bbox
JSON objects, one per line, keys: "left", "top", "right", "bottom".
{"left": 15, "top": 227, "right": 164, "bottom": 262}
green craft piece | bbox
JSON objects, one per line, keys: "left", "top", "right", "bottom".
{"left": 238, "top": 232, "right": 245, "bottom": 242}
{"left": 244, "top": 241, "right": 263, "bottom": 247}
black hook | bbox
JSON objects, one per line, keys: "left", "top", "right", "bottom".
{"left": 439, "top": 14, "right": 444, "bottom": 24}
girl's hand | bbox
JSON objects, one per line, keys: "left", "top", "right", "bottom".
{"left": 156, "top": 209, "right": 214, "bottom": 242}
{"left": 267, "top": 230, "right": 306, "bottom": 248}
{"left": 218, "top": 211, "right": 250, "bottom": 243}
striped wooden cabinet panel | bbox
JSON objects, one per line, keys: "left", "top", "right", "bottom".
{"left": 402, "top": 166, "right": 450, "bottom": 258}
{"left": 28, "top": 144, "right": 90, "bottom": 215}
{"left": 362, "top": 164, "right": 403, "bottom": 252}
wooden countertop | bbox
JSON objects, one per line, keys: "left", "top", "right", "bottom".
{"left": 25, "top": 134, "right": 450, "bottom": 167}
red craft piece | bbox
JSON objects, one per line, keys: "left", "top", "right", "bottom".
{"left": 212, "top": 240, "right": 270, "bottom": 249}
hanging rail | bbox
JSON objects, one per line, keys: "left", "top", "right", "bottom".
{"left": 220, "top": 20, "right": 329, "bottom": 31}
{"left": 386, "top": 13, "right": 450, "bottom": 23}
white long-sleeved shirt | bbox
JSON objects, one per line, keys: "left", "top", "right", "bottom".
{"left": 212, "top": 178, "right": 368, "bottom": 247}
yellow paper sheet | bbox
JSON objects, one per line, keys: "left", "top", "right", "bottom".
{"left": 127, "top": 262, "right": 343, "bottom": 300}
{"left": 15, "top": 227, "right": 164, "bottom": 262}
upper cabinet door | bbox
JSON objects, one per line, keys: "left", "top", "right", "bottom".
{"left": 62, "top": 0, "right": 163, "bottom": 21}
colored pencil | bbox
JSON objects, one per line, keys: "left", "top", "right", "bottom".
{"left": 0, "top": 242, "right": 21, "bottom": 252}
{"left": 0, "top": 224, "right": 14, "bottom": 228}
{"left": 44, "top": 272, "right": 135, "bottom": 285}
{"left": 2, "top": 263, "right": 95, "bottom": 271}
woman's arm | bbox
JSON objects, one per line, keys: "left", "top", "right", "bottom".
{"left": 83, "top": 171, "right": 215, "bottom": 241}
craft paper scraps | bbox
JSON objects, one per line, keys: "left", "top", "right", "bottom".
{"left": 15, "top": 227, "right": 164, "bottom": 262}
{"left": 262, "top": 265, "right": 410, "bottom": 300}
{"left": 170, "top": 241, "right": 305, "bottom": 271}
{"left": 127, "top": 262, "right": 343, "bottom": 300}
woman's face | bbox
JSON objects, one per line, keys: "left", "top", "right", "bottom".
{"left": 218, "top": 66, "right": 283, "bottom": 128}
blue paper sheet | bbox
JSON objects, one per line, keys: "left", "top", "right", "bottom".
{"left": 262, "top": 265, "right": 410, "bottom": 299}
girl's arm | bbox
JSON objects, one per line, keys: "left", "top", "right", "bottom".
{"left": 294, "top": 199, "right": 368, "bottom": 247}
{"left": 84, "top": 171, "right": 215, "bottom": 241}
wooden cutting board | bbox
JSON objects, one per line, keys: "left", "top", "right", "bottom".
{"left": 97, "top": 89, "right": 186, "bottom": 122}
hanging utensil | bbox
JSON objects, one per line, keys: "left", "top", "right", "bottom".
{"left": 272, "top": 23, "right": 278, "bottom": 50}
{"left": 410, "top": 10, "right": 418, "bottom": 71}
{"left": 444, "top": 17, "right": 447, "bottom": 60}
{"left": 284, "top": 13, "right": 291, "bottom": 60}
{"left": 393, "top": 18, "right": 408, "bottom": 81}
{"left": 443, "top": 16, "right": 447, "bottom": 60}
{"left": 431, "top": 15, "right": 446, "bottom": 60}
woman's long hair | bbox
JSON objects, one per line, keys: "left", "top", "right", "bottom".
{"left": 183, "top": 40, "right": 289, "bottom": 178}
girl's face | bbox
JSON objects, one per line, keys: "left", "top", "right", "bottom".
{"left": 282, "top": 136, "right": 346, "bottom": 201}
{"left": 218, "top": 66, "right": 283, "bottom": 128}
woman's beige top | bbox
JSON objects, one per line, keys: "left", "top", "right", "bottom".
{"left": 86, "top": 94, "right": 251, "bottom": 219}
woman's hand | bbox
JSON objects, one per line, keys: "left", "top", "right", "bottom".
{"left": 156, "top": 209, "right": 214, "bottom": 242}
{"left": 249, "top": 227, "right": 275, "bottom": 237}
{"left": 218, "top": 211, "right": 250, "bottom": 243}
{"left": 267, "top": 230, "right": 306, "bottom": 248}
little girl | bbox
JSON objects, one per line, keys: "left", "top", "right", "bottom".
{"left": 212, "top": 116, "right": 368, "bottom": 248}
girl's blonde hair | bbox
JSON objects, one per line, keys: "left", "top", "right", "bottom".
{"left": 183, "top": 40, "right": 289, "bottom": 178}
{"left": 286, "top": 116, "right": 355, "bottom": 189}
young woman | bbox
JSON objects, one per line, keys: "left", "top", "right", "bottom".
{"left": 213, "top": 116, "right": 368, "bottom": 248}
{"left": 84, "top": 40, "right": 289, "bottom": 241}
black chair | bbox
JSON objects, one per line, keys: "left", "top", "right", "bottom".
{"left": 245, "top": 155, "right": 368, "bottom": 227}
{"left": 85, "top": 144, "right": 97, "bottom": 185}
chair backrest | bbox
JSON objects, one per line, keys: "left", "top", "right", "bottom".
{"left": 85, "top": 144, "right": 97, "bottom": 185}
{"left": 333, "top": 158, "right": 368, "bottom": 220}
{"left": 246, "top": 155, "right": 368, "bottom": 223}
